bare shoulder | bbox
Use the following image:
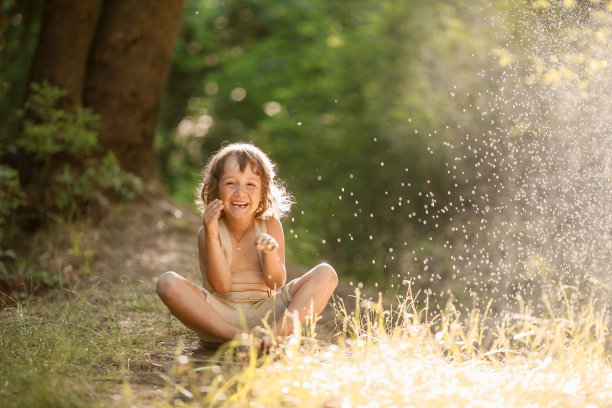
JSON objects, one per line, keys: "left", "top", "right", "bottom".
{"left": 197, "top": 226, "right": 208, "bottom": 256}
{"left": 264, "top": 216, "right": 284, "bottom": 236}
{"left": 197, "top": 225, "right": 206, "bottom": 244}
{"left": 196, "top": 226, "right": 207, "bottom": 276}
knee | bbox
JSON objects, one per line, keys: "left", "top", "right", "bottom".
{"left": 314, "top": 263, "right": 338, "bottom": 290}
{"left": 156, "top": 271, "right": 182, "bottom": 300}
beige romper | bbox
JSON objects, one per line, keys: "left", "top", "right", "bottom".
{"left": 198, "top": 218, "right": 293, "bottom": 343}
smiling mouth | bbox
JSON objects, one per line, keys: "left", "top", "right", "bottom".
{"left": 231, "top": 201, "right": 248, "bottom": 209}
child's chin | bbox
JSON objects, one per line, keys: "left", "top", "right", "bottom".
{"left": 227, "top": 207, "right": 253, "bottom": 217}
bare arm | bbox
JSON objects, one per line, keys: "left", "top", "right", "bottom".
{"left": 198, "top": 199, "right": 232, "bottom": 294}
{"left": 255, "top": 217, "right": 287, "bottom": 291}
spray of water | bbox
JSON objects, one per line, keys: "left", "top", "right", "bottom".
{"left": 441, "top": 1, "right": 612, "bottom": 316}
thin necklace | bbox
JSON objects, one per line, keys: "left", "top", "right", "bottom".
{"left": 228, "top": 220, "right": 253, "bottom": 254}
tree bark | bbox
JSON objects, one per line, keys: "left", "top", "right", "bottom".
{"left": 84, "top": 0, "right": 186, "bottom": 191}
{"left": 27, "top": 0, "right": 102, "bottom": 106}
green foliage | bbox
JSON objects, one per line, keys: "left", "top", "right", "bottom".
{"left": 0, "top": 166, "right": 24, "bottom": 274}
{"left": 159, "top": 0, "right": 454, "bottom": 285}
{"left": 157, "top": 0, "right": 612, "bottom": 311}
{"left": 0, "top": 166, "right": 25, "bottom": 235}
{"left": 16, "top": 82, "right": 142, "bottom": 224}
{"left": 20, "top": 83, "right": 99, "bottom": 159}
{"left": 67, "top": 232, "right": 94, "bottom": 276}
{"left": 0, "top": 0, "right": 45, "bottom": 143}
{"left": 48, "top": 151, "right": 141, "bottom": 219}
{"left": 0, "top": 82, "right": 142, "bottom": 285}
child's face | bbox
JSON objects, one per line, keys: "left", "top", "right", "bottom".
{"left": 218, "top": 156, "right": 262, "bottom": 221}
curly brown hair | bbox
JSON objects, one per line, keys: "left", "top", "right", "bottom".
{"left": 195, "top": 142, "right": 293, "bottom": 219}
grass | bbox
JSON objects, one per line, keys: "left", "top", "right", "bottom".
{"left": 0, "top": 278, "right": 175, "bottom": 407}
{"left": 157, "top": 287, "right": 612, "bottom": 407}
{"left": 1, "top": 282, "right": 611, "bottom": 407}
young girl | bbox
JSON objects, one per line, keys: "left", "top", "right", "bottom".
{"left": 156, "top": 142, "right": 338, "bottom": 344}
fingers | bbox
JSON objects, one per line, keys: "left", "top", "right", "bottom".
{"left": 255, "top": 233, "right": 278, "bottom": 252}
{"left": 202, "top": 199, "right": 223, "bottom": 226}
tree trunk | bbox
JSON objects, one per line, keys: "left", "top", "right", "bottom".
{"left": 27, "top": 0, "right": 102, "bottom": 106}
{"left": 15, "top": 0, "right": 101, "bottom": 199}
{"left": 84, "top": 0, "right": 186, "bottom": 192}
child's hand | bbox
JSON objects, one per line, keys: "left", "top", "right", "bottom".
{"left": 255, "top": 233, "right": 279, "bottom": 253}
{"left": 202, "top": 199, "right": 223, "bottom": 233}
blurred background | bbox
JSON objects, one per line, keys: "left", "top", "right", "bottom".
{"left": 2, "top": 0, "right": 611, "bottom": 314}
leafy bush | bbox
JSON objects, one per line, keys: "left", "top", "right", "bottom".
{"left": 0, "top": 82, "right": 142, "bottom": 276}
{"left": 0, "top": 165, "right": 25, "bottom": 238}
{"left": 20, "top": 82, "right": 100, "bottom": 159}
{"left": 0, "top": 165, "right": 25, "bottom": 273}
{"left": 17, "top": 81, "right": 142, "bottom": 223}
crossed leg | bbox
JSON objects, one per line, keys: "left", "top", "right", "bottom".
{"left": 156, "top": 271, "right": 242, "bottom": 341}
{"left": 275, "top": 263, "right": 338, "bottom": 336}
{"left": 157, "top": 264, "right": 338, "bottom": 340}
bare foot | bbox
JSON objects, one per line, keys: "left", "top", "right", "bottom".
{"left": 251, "top": 326, "right": 276, "bottom": 354}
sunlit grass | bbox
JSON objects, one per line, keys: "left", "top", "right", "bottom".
{"left": 2, "top": 282, "right": 610, "bottom": 407}
{"left": 160, "top": 287, "right": 611, "bottom": 407}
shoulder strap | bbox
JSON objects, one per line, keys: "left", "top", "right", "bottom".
{"left": 217, "top": 218, "right": 233, "bottom": 269}
{"left": 254, "top": 219, "right": 267, "bottom": 271}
